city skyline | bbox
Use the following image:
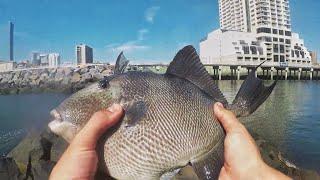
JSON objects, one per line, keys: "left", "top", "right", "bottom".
{"left": 0, "top": 0, "right": 319, "bottom": 63}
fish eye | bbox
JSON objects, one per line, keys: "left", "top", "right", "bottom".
{"left": 99, "top": 76, "right": 110, "bottom": 89}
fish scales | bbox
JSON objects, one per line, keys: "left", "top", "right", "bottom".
{"left": 103, "top": 72, "right": 224, "bottom": 179}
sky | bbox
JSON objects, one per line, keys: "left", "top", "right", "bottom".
{"left": 0, "top": 0, "right": 319, "bottom": 64}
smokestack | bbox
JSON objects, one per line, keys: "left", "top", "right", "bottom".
{"left": 9, "top": 21, "right": 14, "bottom": 61}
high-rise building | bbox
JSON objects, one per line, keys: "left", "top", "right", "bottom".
{"left": 219, "top": 0, "right": 250, "bottom": 32}
{"left": 31, "top": 52, "right": 40, "bottom": 66}
{"left": 76, "top": 44, "right": 93, "bottom": 65}
{"left": 219, "top": 0, "right": 291, "bottom": 33}
{"left": 48, "top": 53, "right": 61, "bottom": 67}
{"left": 9, "top": 22, "right": 14, "bottom": 61}
{"left": 201, "top": 0, "right": 311, "bottom": 66}
{"left": 39, "top": 54, "right": 49, "bottom": 66}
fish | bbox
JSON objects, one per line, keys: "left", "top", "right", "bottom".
{"left": 48, "top": 45, "right": 276, "bottom": 180}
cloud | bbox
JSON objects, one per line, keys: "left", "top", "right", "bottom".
{"left": 138, "top": 29, "right": 149, "bottom": 41}
{"left": 145, "top": 6, "right": 160, "bottom": 23}
{"left": 106, "top": 41, "right": 150, "bottom": 53}
{"left": 106, "top": 28, "right": 151, "bottom": 54}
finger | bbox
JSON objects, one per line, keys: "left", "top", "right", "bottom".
{"left": 214, "top": 102, "right": 241, "bottom": 134}
{"left": 73, "top": 104, "right": 124, "bottom": 148}
{"left": 218, "top": 166, "right": 231, "bottom": 180}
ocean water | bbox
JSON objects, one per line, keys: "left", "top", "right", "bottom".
{"left": 0, "top": 93, "right": 70, "bottom": 156}
{"left": 218, "top": 81, "right": 320, "bottom": 172}
{"left": 0, "top": 81, "right": 319, "bottom": 172}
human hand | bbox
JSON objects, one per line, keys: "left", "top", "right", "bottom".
{"left": 214, "top": 103, "right": 290, "bottom": 180}
{"left": 49, "top": 104, "right": 123, "bottom": 180}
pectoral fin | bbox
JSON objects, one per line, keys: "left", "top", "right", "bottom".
{"left": 123, "top": 100, "right": 148, "bottom": 127}
{"left": 191, "top": 139, "right": 224, "bottom": 180}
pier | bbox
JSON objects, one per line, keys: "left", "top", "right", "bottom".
{"left": 132, "top": 62, "right": 320, "bottom": 81}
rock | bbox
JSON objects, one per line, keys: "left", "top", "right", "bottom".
{"left": 80, "top": 67, "right": 89, "bottom": 74}
{"left": 61, "top": 77, "right": 70, "bottom": 85}
{"left": 71, "top": 72, "right": 81, "bottom": 83}
{"left": 55, "top": 68, "right": 65, "bottom": 82}
{"left": 0, "top": 157, "right": 22, "bottom": 180}
{"left": 63, "top": 68, "right": 73, "bottom": 76}
{"left": 7, "top": 128, "right": 68, "bottom": 179}
{"left": 31, "top": 160, "right": 56, "bottom": 180}
{"left": 81, "top": 72, "right": 93, "bottom": 83}
{"left": 101, "top": 69, "right": 112, "bottom": 76}
{"left": 96, "top": 66, "right": 106, "bottom": 73}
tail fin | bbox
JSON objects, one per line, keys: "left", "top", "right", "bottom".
{"left": 228, "top": 65, "right": 277, "bottom": 117}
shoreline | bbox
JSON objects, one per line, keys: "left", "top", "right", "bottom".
{"left": 1, "top": 66, "right": 319, "bottom": 96}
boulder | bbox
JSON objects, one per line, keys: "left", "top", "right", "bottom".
{"left": 80, "top": 67, "right": 89, "bottom": 74}
{"left": 71, "top": 72, "right": 81, "bottom": 83}
{"left": 63, "top": 68, "right": 73, "bottom": 76}
{"left": 0, "top": 157, "right": 22, "bottom": 180}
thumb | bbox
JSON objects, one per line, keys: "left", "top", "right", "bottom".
{"left": 73, "top": 104, "right": 124, "bottom": 148}
{"left": 214, "top": 102, "right": 241, "bottom": 134}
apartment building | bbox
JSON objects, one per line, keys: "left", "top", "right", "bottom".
{"left": 201, "top": 0, "right": 311, "bottom": 66}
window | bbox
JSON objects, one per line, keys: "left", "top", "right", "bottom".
{"left": 274, "top": 55, "right": 279, "bottom": 62}
{"left": 291, "top": 50, "right": 294, "bottom": 57}
{"left": 273, "top": 37, "right": 278, "bottom": 42}
{"left": 280, "top": 38, "right": 284, "bottom": 42}
{"left": 285, "top": 39, "right": 291, "bottom": 44}
{"left": 279, "top": 30, "right": 284, "bottom": 35}
{"left": 280, "top": 55, "right": 285, "bottom": 62}
{"left": 285, "top": 31, "right": 292, "bottom": 36}
{"left": 273, "top": 44, "right": 279, "bottom": 53}
{"left": 250, "top": 46, "right": 257, "bottom": 54}
{"left": 273, "top": 29, "right": 278, "bottom": 34}
{"left": 257, "top": 27, "right": 271, "bottom": 33}
{"left": 243, "top": 46, "right": 250, "bottom": 54}
{"left": 280, "top": 45, "right": 285, "bottom": 53}
{"left": 295, "top": 50, "right": 300, "bottom": 58}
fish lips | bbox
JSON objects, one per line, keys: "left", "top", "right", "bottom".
{"left": 48, "top": 109, "right": 77, "bottom": 143}
{"left": 50, "top": 109, "right": 62, "bottom": 122}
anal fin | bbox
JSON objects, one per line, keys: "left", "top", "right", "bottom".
{"left": 191, "top": 139, "right": 224, "bottom": 180}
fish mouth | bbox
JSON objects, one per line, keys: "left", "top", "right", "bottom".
{"left": 50, "top": 109, "right": 62, "bottom": 122}
{"left": 48, "top": 109, "right": 77, "bottom": 143}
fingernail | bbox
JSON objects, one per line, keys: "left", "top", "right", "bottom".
{"left": 107, "top": 104, "right": 121, "bottom": 113}
{"left": 216, "top": 102, "right": 224, "bottom": 110}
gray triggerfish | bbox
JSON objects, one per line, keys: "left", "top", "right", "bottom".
{"left": 48, "top": 45, "right": 276, "bottom": 180}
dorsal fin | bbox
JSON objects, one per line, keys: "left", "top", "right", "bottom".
{"left": 114, "top": 52, "right": 129, "bottom": 75}
{"left": 166, "top": 45, "right": 227, "bottom": 105}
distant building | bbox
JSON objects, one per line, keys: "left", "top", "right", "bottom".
{"left": 31, "top": 52, "right": 40, "bottom": 66}
{"left": 39, "top": 54, "right": 49, "bottom": 66}
{"left": 9, "top": 22, "right": 14, "bottom": 61}
{"left": 200, "top": 29, "right": 267, "bottom": 65}
{"left": 76, "top": 44, "right": 93, "bottom": 65}
{"left": 16, "top": 61, "right": 31, "bottom": 69}
{"left": 48, "top": 53, "right": 61, "bottom": 67}
{"left": 310, "top": 51, "right": 318, "bottom": 65}
{"left": 201, "top": 0, "right": 311, "bottom": 67}
{"left": 0, "top": 61, "right": 14, "bottom": 72}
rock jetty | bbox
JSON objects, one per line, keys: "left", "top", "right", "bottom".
{"left": 0, "top": 65, "right": 114, "bottom": 95}
{"left": 1, "top": 129, "right": 319, "bottom": 180}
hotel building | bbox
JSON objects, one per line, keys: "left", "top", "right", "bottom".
{"left": 200, "top": 0, "right": 311, "bottom": 67}
{"left": 76, "top": 44, "right": 93, "bottom": 65}
{"left": 48, "top": 53, "right": 61, "bottom": 67}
